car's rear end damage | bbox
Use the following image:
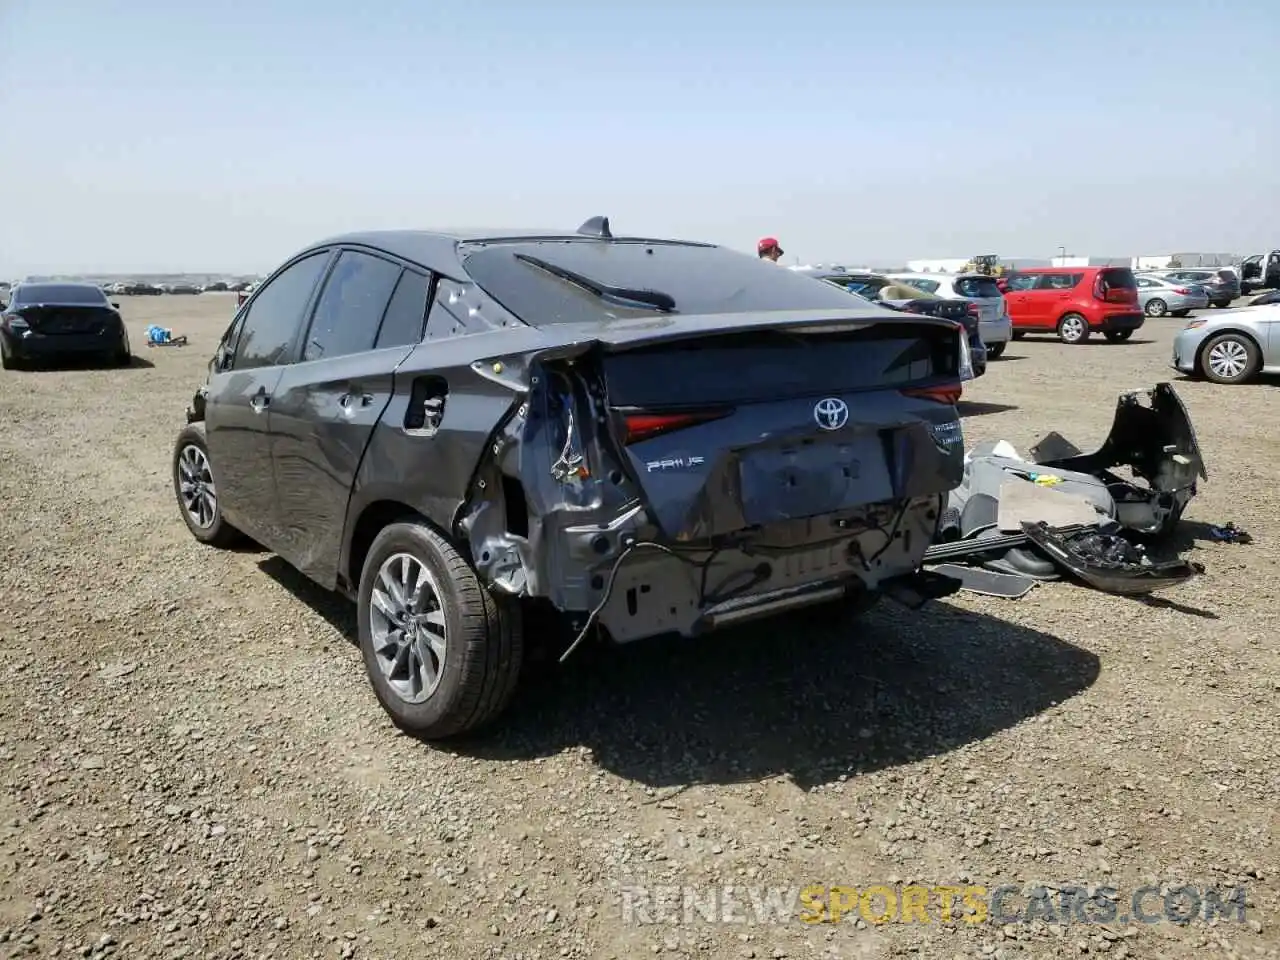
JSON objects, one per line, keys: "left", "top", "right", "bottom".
{"left": 455, "top": 310, "right": 970, "bottom": 647}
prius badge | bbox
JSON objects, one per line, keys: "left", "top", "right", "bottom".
{"left": 813, "top": 397, "right": 849, "bottom": 431}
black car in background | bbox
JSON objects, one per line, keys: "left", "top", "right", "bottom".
{"left": 1, "top": 282, "right": 131, "bottom": 369}
{"left": 173, "top": 219, "right": 970, "bottom": 739}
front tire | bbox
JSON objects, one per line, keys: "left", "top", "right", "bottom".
{"left": 1057, "top": 313, "right": 1089, "bottom": 344}
{"left": 1145, "top": 298, "right": 1167, "bottom": 317}
{"left": 1199, "top": 333, "right": 1260, "bottom": 385}
{"left": 173, "top": 424, "right": 244, "bottom": 547}
{"left": 357, "top": 521, "right": 524, "bottom": 740}
{"left": 985, "top": 341, "right": 1007, "bottom": 359}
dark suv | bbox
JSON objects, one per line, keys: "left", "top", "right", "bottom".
{"left": 172, "top": 220, "right": 969, "bottom": 739}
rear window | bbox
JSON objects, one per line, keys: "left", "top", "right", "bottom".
{"left": 601, "top": 329, "right": 947, "bottom": 407}
{"left": 1099, "top": 268, "right": 1137, "bottom": 290}
{"left": 461, "top": 240, "right": 866, "bottom": 324}
{"left": 14, "top": 284, "right": 108, "bottom": 305}
{"left": 953, "top": 277, "right": 1003, "bottom": 299}
{"left": 1216, "top": 270, "right": 1237, "bottom": 281}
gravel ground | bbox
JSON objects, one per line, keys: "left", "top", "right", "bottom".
{"left": 1, "top": 293, "right": 1277, "bottom": 960}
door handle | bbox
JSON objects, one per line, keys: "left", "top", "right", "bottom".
{"left": 339, "top": 392, "right": 374, "bottom": 409}
{"left": 249, "top": 393, "right": 270, "bottom": 413}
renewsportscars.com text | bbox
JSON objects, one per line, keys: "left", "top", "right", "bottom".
{"left": 619, "top": 883, "right": 1249, "bottom": 927}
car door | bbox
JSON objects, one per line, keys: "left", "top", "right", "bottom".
{"left": 268, "top": 249, "right": 433, "bottom": 587}
{"left": 1002, "top": 272, "right": 1042, "bottom": 328}
{"left": 203, "top": 250, "right": 333, "bottom": 547}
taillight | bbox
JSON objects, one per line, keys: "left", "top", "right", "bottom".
{"left": 901, "top": 384, "right": 963, "bottom": 404}
{"left": 1173, "top": 287, "right": 1191, "bottom": 295}
{"left": 966, "top": 303, "right": 981, "bottom": 320}
{"left": 620, "top": 410, "right": 730, "bottom": 444}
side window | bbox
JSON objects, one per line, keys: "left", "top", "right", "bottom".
{"left": 1135, "top": 277, "right": 1154, "bottom": 288}
{"left": 233, "top": 252, "right": 329, "bottom": 371}
{"left": 302, "top": 250, "right": 402, "bottom": 362}
{"left": 375, "top": 269, "right": 432, "bottom": 349}
{"left": 1039, "top": 274, "right": 1079, "bottom": 290}
{"left": 1006, "top": 274, "right": 1039, "bottom": 291}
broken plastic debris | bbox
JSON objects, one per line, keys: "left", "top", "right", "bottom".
{"left": 1208, "top": 523, "right": 1252, "bottom": 544}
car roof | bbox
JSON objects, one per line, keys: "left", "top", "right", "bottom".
{"left": 299, "top": 228, "right": 714, "bottom": 278}
{"left": 1013, "top": 265, "right": 1116, "bottom": 273}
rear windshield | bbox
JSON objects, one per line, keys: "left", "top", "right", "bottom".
{"left": 1099, "top": 268, "right": 1137, "bottom": 290}
{"left": 953, "top": 277, "right": 1003, "bottom": 299}
{"left": 1216, "top": 270, "right": 1237, "bottom": 281}
{"left": 461, "top": 240, "right": 867, "bottom": 324}
{"left": 13, "top": 283, "right": 108, "bottom": 305}
{"left": 602, "top": 329, "right": 947, "bottom": 407}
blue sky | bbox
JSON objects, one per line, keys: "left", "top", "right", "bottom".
{"left": 1, "top": 0, "right": 1275, "bottom": 274}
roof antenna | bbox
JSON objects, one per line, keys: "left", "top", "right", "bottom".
{"left": 577, "top": 216, "right": 612, "bottom": 239}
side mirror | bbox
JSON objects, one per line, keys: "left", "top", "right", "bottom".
{"left": 111, "top": 301, "right": 121, "bottom": 309}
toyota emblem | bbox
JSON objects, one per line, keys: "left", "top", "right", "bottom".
{"left": 814, "top": 397, "right": 849, "bottom": 431}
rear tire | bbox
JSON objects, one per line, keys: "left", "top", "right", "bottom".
{"left": 1104, "top": 330, "right": 1134, "bottom": 343}
{"left": 1057, "top": 313, "right": 1089, "bottom": 344}
{"left": 357, "top": 521, "right": 524, "bottom": 740}
{"left": 1199, "top": 333, "right": 1260, "bottom": 385}
{"left": 173, "top": 424, "right": 244, "bottom": 547}
{"left": 1171, "top": 309, "right": 1190, "bottom": 318}
{"left": 1145, "top": 298, "right": 1167, "bottom": 317}
{"left": 985, "top": 341, "right": 1007, "bottom": 359}
{"left": 0, "top": 343, "right": 20, "bottom": 370}
{"left": 1011, "top": 331, "right": 1027, "bottom": 340}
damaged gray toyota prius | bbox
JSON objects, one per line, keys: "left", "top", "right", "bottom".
{"left": 172, "top": 218, "right": 971, "bottom": 738}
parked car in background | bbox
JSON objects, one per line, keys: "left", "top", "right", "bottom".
{"left": 1, "top": 282, "right": 131, "bottom": 369}
{"left": 166, "top": 283, "right": 202, "bottom": 295}
{"left": 802, "top": 269, "right": 983, "bottom": 376}
{"left": 887, "top": 272, "right": 1013, "bottom": 357}
{"left": 202, "top": 281, "right": 229, "bottom": 292}
{"left": 172, "top": 221, "right": 970, "bottom": 738}
{"left": 1003, "top": 266, "right": 1144, "bottom": 344}
{"left": 1142, "top": 268, "right": 1239, "bottom": 308}
{"left": 1133, "top": 274, "right": 1209, "bottom": 317}
{"left": 1172, "top": 302, "right": 1280, "bottom": 384}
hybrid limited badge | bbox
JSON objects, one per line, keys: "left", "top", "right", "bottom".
{"left": 813, "top": 398, "right": 850, "bottom": 431}
{"left": 930, "top": 420, "right": 964, "bottom": 452}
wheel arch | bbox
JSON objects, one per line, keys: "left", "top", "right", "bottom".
{"left": 1194, "top": 327, "right": 1263, "bottom": 376}
{"left": 342, "top": 500, "right": 436, "bottom": 597}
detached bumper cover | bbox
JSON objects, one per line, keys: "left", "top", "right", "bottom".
{"left": 927, "top": 383, "right": 1207, "bottom": 595}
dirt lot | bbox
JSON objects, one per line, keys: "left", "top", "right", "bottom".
{"left": 1, "top": 293, "right": 1277, "bottom": 960}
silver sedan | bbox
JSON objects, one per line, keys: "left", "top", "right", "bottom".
{"left": 1135, "top": 274, "right": 1209, "bottom": 317}
{"left": 1171, "top": 303, "right": 1280, "bottom": 384}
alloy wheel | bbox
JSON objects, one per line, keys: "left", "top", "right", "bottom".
{"left": 1059, "top": 316, "right": 1086, "bottom": 342}
{"left": 369, "top": 553, "right": 448, "bottom": 704}
{"left": 177, "top": 444, "right": 217, "bottom": 529}
{"left": 1207, "top": 339, "right": 1250, "bottom": 381}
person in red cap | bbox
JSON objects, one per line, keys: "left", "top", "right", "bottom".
{"left": 757, "top": 236, "right": 784, "bottom": 262}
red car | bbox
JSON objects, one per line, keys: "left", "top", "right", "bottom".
{"left": 1003, "top": 266, "right": 1144, "bottom": 344}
